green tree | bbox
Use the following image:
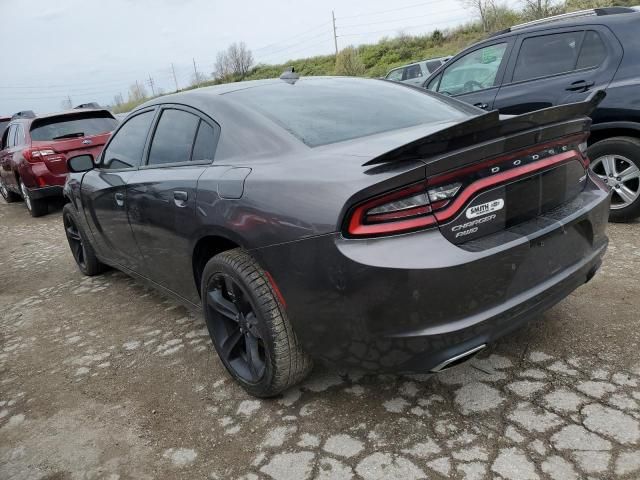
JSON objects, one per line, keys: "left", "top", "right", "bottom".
{"left": 334, "top": 46, "right": 366, "bottom": 76}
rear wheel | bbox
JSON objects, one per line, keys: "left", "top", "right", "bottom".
{"left": 201, "top": 248, "right": 312, "bottom": 397}
{"left": 0, "top": 178, "right": 20, "bottom": 203}
{"left": 62, "top": 203, "right": 105, "bottom": 276}
{"left": 588, "top": 137, "right": 640, "bottom": 222}
{"left": 20, "top": 179, "right": 48, "bottom": 217}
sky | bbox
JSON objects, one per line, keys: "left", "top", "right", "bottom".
{"left": 0, "top": 0, "right": 495, "bottom": 114}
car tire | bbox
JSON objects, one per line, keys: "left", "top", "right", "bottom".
{"left": 588, "top": 136, "right": 640, "bottom": 223}
{"left": 62, "top": 203, "right": 105, "bottom": 276}
{"left": 0, "top": 178, "right": 20, "bottom": 203}
{"left": 20, "top": 179, "right": 48, "bottom": 217}
{"left": 201, "top": 248, "right": 312, "bottom": 397}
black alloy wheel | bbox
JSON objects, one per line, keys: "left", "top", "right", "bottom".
{"left": 63, "top": 211, "right": 87, "bottom": 271}
{"left": 206, "top": 273, "right": 267, "bottom": 383}
{"left": 201, "top": 249, "right": 312, "bottom": 397}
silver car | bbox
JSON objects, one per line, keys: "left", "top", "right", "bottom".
{"left": 385, "top": 56, "right": 451, "bottom": 85}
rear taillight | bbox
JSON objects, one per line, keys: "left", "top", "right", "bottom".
{"left": 23, "top": 148, "right": 58, "bottom": 162}
{"left": 346, "top": 182, "right": 460, "bottom": 237}
{"left": 345, "top": 135, "right": 587, "bottom": 238}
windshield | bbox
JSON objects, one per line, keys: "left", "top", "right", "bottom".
{"left": 30, "top": 111, "right": 118, "bottom": 141}
{"left": 227, "top": 78, "right": 471, "bottom": 147}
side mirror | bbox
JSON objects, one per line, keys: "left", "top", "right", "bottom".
{"left": 67, "top": 154, "right": 95, "bottom": 173}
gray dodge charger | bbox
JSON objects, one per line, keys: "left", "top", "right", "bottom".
{"left": 62, "top": 76, "right": 610, "bottom": 397}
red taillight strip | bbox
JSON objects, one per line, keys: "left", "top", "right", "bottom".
{"left": 347, "top": 183, "right": 437, "bottom": 236}
{"left": 349, "top": 213, "right": 437, "bottom": 236}
{"left": 434, "top": 150, "right": 578, "bottom": 223}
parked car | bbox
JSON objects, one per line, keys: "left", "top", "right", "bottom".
{"left": 385, "top": 56, "right": 451, "bottom": 85}
{"left": 0, "top": 107, "right": 117, "bottom": 216}
{"left": 62, "top": 76, "right": 609, "bottom": 397}
{"left": 0, "top": 116, "right": 10, "bottom": 136}
{"left": 423, "top": 7, "right": 640, "bottom": 221}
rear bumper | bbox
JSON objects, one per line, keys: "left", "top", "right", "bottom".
{"left": 254, "top": 174, "right": 610, "bottom": 372}
{"left": 18, "top": 160, "right": 67, "bottom": 191}
{"left": 28, "top": 185, "right": 63, "bottom": 200}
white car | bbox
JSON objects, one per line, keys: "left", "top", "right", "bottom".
{"left": 385, "top": 56, "right": 451, "bottom": 85}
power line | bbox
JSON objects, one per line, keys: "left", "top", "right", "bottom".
{"left": 252, "top": 21, "right": 332, "bottom": 53}
{"left": 257, "top": 28, "right": 333, "bottom": 59}
{"left": 338, "top": 17, "right": 470, "bottom": 37}
{"left": 338, "top": 7, "right": 468, "bottom": 29}
{"left": 337, "top": 0, "right": 450, "bottom": 20}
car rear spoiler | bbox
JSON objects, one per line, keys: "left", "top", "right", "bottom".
{"left": 363, "top": 90, "right": 606, "bottom": 167}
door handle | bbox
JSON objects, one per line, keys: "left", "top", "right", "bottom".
{"left": 114, "top": 192, "right": 124, "bottom": 207}
{"left": 565, "top": 80, "right": 594, "bottom": 92}
{"left": 173, "top": 190, "right": 188, "bottom": 207}
{"left": 474, "top": 102, "right": 489, "bottom": 110}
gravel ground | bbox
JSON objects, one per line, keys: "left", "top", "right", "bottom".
{"left": 1, "top": 199, "right": 639, "bottom": 480}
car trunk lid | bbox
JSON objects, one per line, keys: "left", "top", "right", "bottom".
{"left": 344, "top": 91, "right": 605, "bottom": 242}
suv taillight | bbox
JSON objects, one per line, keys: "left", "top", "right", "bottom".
{"left": 23, "top": 148, "right": 57, "bottom": 162}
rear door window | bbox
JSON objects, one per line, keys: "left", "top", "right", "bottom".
{"left": 404, "top": 64, "right": 423, "bottom": 80}
{"left": 5, "top": 125, "right": 17, "bottom": 148}
{"left": 147, "top": 109, "right": 200, "bottom": 166}
{"left": 438, "top": 43, "right": 508, "bottom": 95}
{"left": 191, "top": 121, "right": 218, "bottom": 162}
{"left": 512, "top": 31, "right": 583, "bottom": 82}
{"left": 30, "top": 112, "right": 118, "bottom": 141}
{"left": 101, "top": 111, "right": 155, "bottom": 169}
{"left": 576, "top": 31, "right": 607, "bottom": 69}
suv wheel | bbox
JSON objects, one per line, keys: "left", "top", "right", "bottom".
{"left": 588, "top": 137, "right": 640, "bottom": 223}
{"left": 20, "top": 179, "right": 48, "bottom": 217}
{"left": 0, "top": 178, "right": 20, "bottom": 203}
{"left": 201, "top": 248, "right": 312, "bottom": 397}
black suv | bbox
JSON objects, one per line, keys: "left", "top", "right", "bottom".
{"left": 423, "top": 7, "right": 640, "bottom": 221}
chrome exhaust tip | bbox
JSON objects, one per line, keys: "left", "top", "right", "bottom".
{"left": 430, "top": 344, "right": 486, "bottom": 373}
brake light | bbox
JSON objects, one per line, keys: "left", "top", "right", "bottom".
{"left": 23, "top": 148, "right": 57, "bottom": 162}
{"left": 346, "top": 182, "right": 460, "bottom": 237}
{"left": 346, "top": 135, "right": 586, "bottom": 238}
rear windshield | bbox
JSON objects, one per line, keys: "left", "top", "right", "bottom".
{"left": 30, "top": 111, "right": 118, "bottom": 141}
{"left": 227, "top": 78, "right": 471, "bottom": 147}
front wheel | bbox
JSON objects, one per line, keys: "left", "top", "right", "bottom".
{"left": 201, "top": 248, "right": 312, "bottom": 397}
{"left": 588, "top": 137, "right": 640, "bottom": 223}
{"left": 20, "top": 179, "right": 48, "bottom": 217}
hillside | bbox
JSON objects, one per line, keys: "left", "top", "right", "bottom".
{"left": 111, "top": 0, "right": 638, "bottom": 113}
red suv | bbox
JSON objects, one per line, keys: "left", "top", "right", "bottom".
{"left": 0, "top": 107, "right": 117, "bottom": 216}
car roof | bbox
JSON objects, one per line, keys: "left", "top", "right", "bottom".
{"left": 487, "top": 8, "right": 640, "bottom": 41}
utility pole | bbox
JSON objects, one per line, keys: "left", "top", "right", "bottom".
{"left": 66, "top": 95, "right": 73, "bottom": 109}
{"left": 192, "top": 58, "right": 200, "bottom": 87}
{"left": 332, "top": 10, "right": 339, "bottom": 56}
{"left": 147, "top": 75, "right": 156, "bottom": 96}
{"left": 171, "top": 63, "right": 179, "bottom": 92}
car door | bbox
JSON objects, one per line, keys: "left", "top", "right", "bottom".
{"left": 425, "top": 39, "right": 514, "bottom": 110}
{"left": 493, "top": 27, "right": 622, "bottom": 115}
{"left": 126, "top": 106, "right": 220, "bottom": 303}
{"left": 80, "top": 108, "right": 156, "bottom": 271}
